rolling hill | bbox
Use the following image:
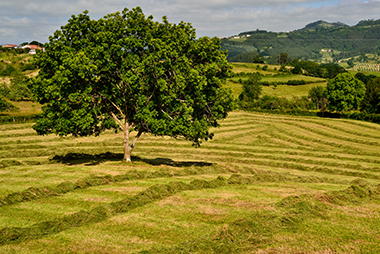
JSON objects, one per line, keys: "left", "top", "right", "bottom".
{"left": 222, "top": 19, "right": 380, "bottom": 63}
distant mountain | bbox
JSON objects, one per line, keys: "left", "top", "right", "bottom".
{"left": 222, "top": 19, "right": 380, "bottom": 63}
{"left": 298, "top": 20, "right": 348, "bottom": 32}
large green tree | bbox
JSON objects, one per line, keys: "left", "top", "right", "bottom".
{"left": 326, "top": 73, "right": 365, "bottom": 112}
{"left": 361, "top": 77, "right": 380, "bottom": 114}
{"left": 308, "top": 86, "right": 327, "bottom": 111}
{"left": 31, "top": 7, "right": 233, "bottom": 161}
{"left": 238, "top": 73, "right": 262, "bottom": 107}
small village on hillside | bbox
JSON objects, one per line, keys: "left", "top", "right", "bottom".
{"left": 1, "top": 43, "right": 45, "bottom": 54}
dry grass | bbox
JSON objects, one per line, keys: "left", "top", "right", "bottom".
{"left": 0, "top": 111, "right": 379, "bottom": 253}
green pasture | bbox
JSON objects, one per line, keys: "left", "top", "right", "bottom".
{"left": 224, "top": 80, "right": 327, "bottom": 99}
{"left": 262, "top": 82, "right": 327, "bottom": 98}
{"left": 228, "top": 63, "right": 327, "bottom": 99}
{"left": 0, "top": 111, "right": 379, "bottom": 253}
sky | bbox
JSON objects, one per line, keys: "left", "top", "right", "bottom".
{"left": 1, "top": 0, "right": 380, "bottom": 44}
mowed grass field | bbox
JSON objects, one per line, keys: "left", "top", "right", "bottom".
{"left": 0, "top": 111, "right": 379, "bottom": 253}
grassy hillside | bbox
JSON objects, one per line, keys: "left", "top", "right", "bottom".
{"left": 262, "top": 82, "right": 326, "bottom": 98}
{"left": 0, "top": 51, "right": 38, "bottom": 115}
{"left": 222, "top": 19, "right": 380, "bottom": 63}
{"left": 226, "top": 62, "right": 327, "bottom": 98}
{"left": 0, "top": 112, "right": 379, "bottom": 253}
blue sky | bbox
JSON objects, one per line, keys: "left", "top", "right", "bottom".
{"left": 1, "top": 0, "right": 379, "bottom": 44}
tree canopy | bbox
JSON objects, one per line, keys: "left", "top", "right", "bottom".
{"left": 31, "top": 7, "right": 233, "bottom": 161}
{"left": 238, "top": 73, "right": 262, "bottom": 107}
{"left": 326, "top": 73, "right": 365, "bottom": 112}
{"left": 361, "top": 77, "right": 380, "bottom": 114}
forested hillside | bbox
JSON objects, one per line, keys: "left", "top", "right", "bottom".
{"left": 222, "top": 19, "right": 380, "bottom": 63}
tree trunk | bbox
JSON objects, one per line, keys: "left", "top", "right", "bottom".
{"left": 123, "top": 121, "right": 131, "bottom": 162}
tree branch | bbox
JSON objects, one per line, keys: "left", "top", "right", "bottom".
{"left": 161, "top": 109, "right": 174, "bottom": 120}
{"left": 110, "top": 100, "right": 126, "bottom": 119}
{"left": 130, "top": 129, "right": 143, "bottom": 149}
{"left": 110, "top": 112, "right": 125, "bottom": 131}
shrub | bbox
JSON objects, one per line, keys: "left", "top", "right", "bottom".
{"left": 308, "top": 86, "right": 328, "bottom": 111}
{"left": 327, "top": 73, "right": 366, "bottom": 112}
{"left": 286, "top": 80, "right": 307, "bottom": 86}
{"left": 0, "top": 97, "right": 14, "bottom": 112}
{"left": 291, "top": 65, "right": 302, "bottom": 74}
{"left": 239, "top": 73, "right": 262, "bottom": 107}
{"left": 361, "top": 77, "right": 380, "bottom": 114}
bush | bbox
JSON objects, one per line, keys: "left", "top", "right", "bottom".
{"left": 290, "top": 60, "right": 345, "bottom": 78}
{"left": 308, "top": 86, "right": 328, "bottom": 111}
{"left": 286, "top": 80, "right": 307, "bottom": 86}
{"left": 279, "top": 65, "right": 288, "bottom": 73}
{"left": 355, "top": 72, "right": 376, "bottom": 85}
{"left": 0, "top": 97, "right": 14, "bottom": 112}
{"left": 361, "top": 77, "right": 380, "bottom": 114}
{"left": 291, "top": 65, "right": 302, "bottom": 74}
{"left": 327, "top": 73, "right": 366, "bottom": 112}
{"left": 239, "top": 73, "right": 262, "bottom": 107}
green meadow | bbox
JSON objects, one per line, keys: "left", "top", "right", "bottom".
{"left": 0, "top": 111, "right": 379, "bottom": 253}
{"left": 0, "top": 56, "right": 379, "bottom": 253}
{"left": 225, "top": 63, "right": 327, "bottom": 99}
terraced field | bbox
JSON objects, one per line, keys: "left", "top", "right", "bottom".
{"left": 0, "top": 112, "right": 379, "bottom": 253}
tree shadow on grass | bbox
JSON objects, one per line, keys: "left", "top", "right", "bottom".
{"left": 51, "top": 152, "right": 212, "bottom": 167}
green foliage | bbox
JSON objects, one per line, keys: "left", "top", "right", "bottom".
{"left": 0, "top": 97, "right": 14, "bottom": 111}
{"left": 0, "top": 64, "right": 18, "bottom": 77}
{"left": 9, "top": 75, "right": 33, "bottom": 101}
{"left": 238, "top": 73, "right": 262, "bottom": 103}
{"left": 277, "top": 53, "right": 290, "bottom": 65}
{"left": 308, "top": 86, "right": 327, "bottom": 110}
{"left": 19, "top": 62, "right": 36, "bottom": 72}
{"left": 29, "top": 41, "right": 44, "bottom": 47}
{"left": 291, "top": 60, "right": 345, "bottom": 79}
{"left": 222, "top": 19, "right": 380, "bottom": 62}
{"left": 355, "top": 72, "right": 377, "bottom": 85}
{"left": 0, "top": 75, "right": 33, "bottom": 101}
{"left": 361, "top": 77, "right": 380, "bottom": 114}
{"left": 30, "top": 7, "right": 233, "bottom": 159}
{"left": 327, "top": 73, "right": 366, "bottom": 112}
{"left": 247, "top": 95, "right": 313, "bottom": 111}
{"left": 278, "top": 65, "right": 288, "bottom": 73}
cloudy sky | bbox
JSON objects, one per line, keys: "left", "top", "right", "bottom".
{"left": 1, "top": 0, "right": 380, "bottom": 44}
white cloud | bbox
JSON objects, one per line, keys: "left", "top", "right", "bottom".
{"left": 0, "top": 0, "right": 379, "bottom": 44}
